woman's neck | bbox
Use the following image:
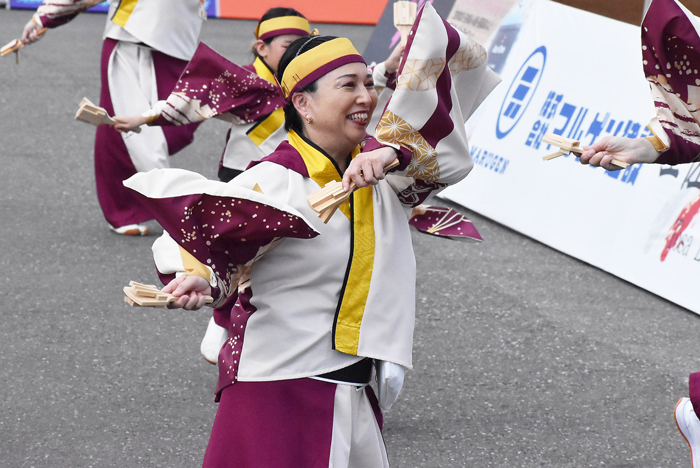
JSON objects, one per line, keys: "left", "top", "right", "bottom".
{"left": 302, "top": 128, "right": 352, "bottom": 173}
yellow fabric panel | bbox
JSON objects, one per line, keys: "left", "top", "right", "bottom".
{"left": 179, "top": 246, "right": 211, "bottom": 281}
{"left": 645, "top": 125, "right": 669, "bottom": 152}
{"left": 247, "top": 108, "right": 285, "bottom": 147}
{"left": 288, "top": 130, "right": 355, "bottom": 220}
{"left": 111, "top": 0, "right": 139, "bottom": 28}
{"left": 286, "top": 129, "right": 375, "bottom": 355}
{"left": 333, "top": 183, "right": 375, "bottom": 355}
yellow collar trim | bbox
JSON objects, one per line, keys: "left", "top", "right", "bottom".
{"left": 111, "top": 0, "right": 138, "bottom": 28}
{"left": 287, "top": 130, "right": 358, "bottom": 220}
{"left": 252, "top": 57, "right": 276, "bottom": 85}
{"left": 247, "top": 108, "right": 285, "bottom": 147}
{"left": 287, "top": 129, "right": 375, "bottom": 355}
{"left": 333, "top": 180, "right": 375, "bottom": 355}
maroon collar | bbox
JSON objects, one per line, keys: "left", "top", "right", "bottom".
{"left": 246, "top": 141, "right": 309, "bottom": 177}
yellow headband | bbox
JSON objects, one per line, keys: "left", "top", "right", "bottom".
{"left": 255, "top": 16, "right": 311, "bottom": 40}
{"left": 280, "top": 38, "right": 365, "bottom": 98}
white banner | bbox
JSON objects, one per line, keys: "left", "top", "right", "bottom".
{"left": 443, "top": 0, "right": 700, "bottom": 313}
{"left": 446, "top": 0, "right": 519, "bottom": 47}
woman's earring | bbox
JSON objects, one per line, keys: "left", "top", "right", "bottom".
{"left": 306, "top": 115, "right": 313, "bottom": 124}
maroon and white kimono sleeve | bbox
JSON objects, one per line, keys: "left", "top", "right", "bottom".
{"left": 372, "top": 2, "right": 501, "bottom": 207}
{"left": 33, "top": 0, "right": 103, "bottom": 28}
{"left": 123, "top": 168, "right": 319, "bottom": 305}
{"left": 642, "top": 0, "right": 700, "bottom": 165}
{"left": 151, "top": 43, "right": 285, "bottom": 127}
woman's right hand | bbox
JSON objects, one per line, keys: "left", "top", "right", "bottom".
{"left": 21, "top": 19, "right": 43, "bottom": 45}
{"left": 113, "top": 115, "right": 147, "bottom": 133}
{"left": 342, "top": 146, "right": 397, "bottom": 191}
{"left": 579, "top": 136, "right": 662, "bottom": 171}
{"left": 162, "top": 275, "right": 212, "bottom": 310}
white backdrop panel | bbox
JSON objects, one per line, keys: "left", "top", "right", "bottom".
{"left": 443, "top": 0, "right": 700, "bottom": 313}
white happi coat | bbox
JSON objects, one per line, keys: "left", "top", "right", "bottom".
{"left": 145, "top": 1, "right": 500, "bottom": 384}
{"left": 152, "top": 132, "right": 424, "bottom": 380}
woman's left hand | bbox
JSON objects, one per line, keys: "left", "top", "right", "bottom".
{"left": 113, "top": 115, "right": 147, "bottom": 133}
{"left": 342, "top": 146, "right": 397, "bottom": 191}
{"left": 21, "top": 20, "right": 43, "bottom": 45}
{"left": 162, "top": 275, "right": 212, "bottom": 310}
{"left": 383, "top": 43, "right": 406, "bottom": 75}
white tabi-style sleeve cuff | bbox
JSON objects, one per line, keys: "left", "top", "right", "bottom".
{"left": 152, "top": 232, "right": 225, "bottom": 307}
{"left": 142, "top": 100, "right": 167, "bottom": 124}
{"left": 178, "top": 265, "right": 217, "bottom": 289}
{"left": 152, "top": 232, "right": 187, "bottom": 275}
{"left": 152, "top": 232, "right": 216, "bottom": 287}
{"left": 372, "top": 61, "right": 389, "bottom": 88}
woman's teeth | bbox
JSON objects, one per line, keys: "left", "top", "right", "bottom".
{"left": 348, "top": 113, "right": 368, "bottom": 122}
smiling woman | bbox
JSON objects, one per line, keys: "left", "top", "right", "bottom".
{"left": 153, "top": 35, "right": 413, "bottom": 468}
{"left": 278, "top": 36, "right": 388, "bottom": 176}
{"left": 125, "top": 4, "right": 500, "bottom": 464}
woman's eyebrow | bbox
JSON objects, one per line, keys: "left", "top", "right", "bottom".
{"left": 336, "top": 74, "right": 359, "bottom": 80}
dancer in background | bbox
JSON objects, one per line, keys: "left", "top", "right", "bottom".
{"left": 114, "top": 7, "right": 314, "bottom": 182}
{"left": 576, "top": 1, "right": 700, "bottom": 465}
{"left": 21, "top": 0, "right": 206, "bottom": 235}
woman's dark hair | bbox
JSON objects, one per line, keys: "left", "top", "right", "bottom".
{"left": 276, "top": 36, "right": 337, "bottom": 133}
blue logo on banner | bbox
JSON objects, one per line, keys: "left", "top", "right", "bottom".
{"left": 496, "top": 46, "right": 546, "bottom": 139}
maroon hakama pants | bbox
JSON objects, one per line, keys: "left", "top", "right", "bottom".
{"left": 689, "top": 371, "right": 700, "bottom": 416}
{"left": 202, "top": 379, "right": 386, "bottom": 468}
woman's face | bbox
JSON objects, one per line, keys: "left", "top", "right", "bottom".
{"left": 257, "top": 34, "right": 304, "bottom": 73}
{"left": 299, "top": 62, "right": 378, "bottom": 156}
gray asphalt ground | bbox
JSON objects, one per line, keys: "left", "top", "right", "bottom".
{"left": 1, "top": 8, "right": 700, "bottom": 468}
